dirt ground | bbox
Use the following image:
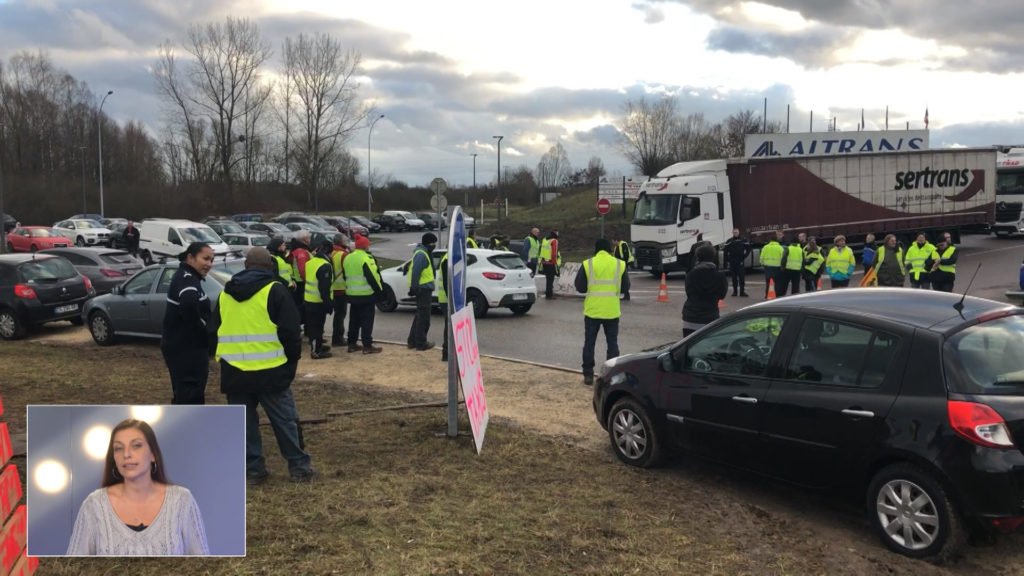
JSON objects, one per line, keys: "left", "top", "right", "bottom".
{"left": 5, "top": 323, "right": 1024, "bottom": 575}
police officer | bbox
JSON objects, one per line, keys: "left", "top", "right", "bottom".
{"left": 329, "top": 234, "right": 349, "bottom": 348}
{"left": 522, "top": 227, "right": 542, "bottom": 276}
{"left": 343, "top": 235, "right": 383, "bottom": 354}
{"left": 212, "top": 247, "right": 315, "bottom": 484}
{"left": 575, "top": 238, "right": 630, "bottom": 386}
{"left": 268, "top": 238, "right": 295, "bottom": 290}
{"left": 780, "top": 234, "right": 804, "bottom": 296}
{"left": 759, "top": 230, "right": 785, "bottom": 297}
{"left": 539, "top": 230, "right": 561, "bottom": 300}
{"left": 930, "top": 237, "right": 957, "bottom": 292}
{"left": 303, "top": 239, "right": 334, "bottom": 359}
{"left": 723, "top": 228, "right": 751, "bottom": 297}
{"left": 407, "top": 232, "right": 437, "bottom": 351}
{"left": 613, "top": 236, "right": 634, "bottom": 300}
{"left": 905, "top": 232, "right": 938, "bottom": 289}
{"left": 162, "top": 242, "right": 214, "bottom": 405}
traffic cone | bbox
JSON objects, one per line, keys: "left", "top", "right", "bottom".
{"left": 657, "top": 273, "right": 669, "bottom": 303}
{"left": 766, "top": 278, "right": 777, "bottom": 300}
{"left": 718, "top": 298, "right": 726, "bottom": 310}
{"left": 816, "top": 277, "right": 823, "bottom": 291}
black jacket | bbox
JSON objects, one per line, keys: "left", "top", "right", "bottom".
{"left": 211, "top": 269, "right": 302, "bottom": 395}
{"left": 162, "top": 263, "right": 212, "bottom": 353}
{"left": 682, "top": 261, "right": 728, "bottom": 325}
{"left": 723, "top": 237, "right": 751, "bottom": 265}
{"left": 124, "top": 226, "right": 140, "bottom": 249}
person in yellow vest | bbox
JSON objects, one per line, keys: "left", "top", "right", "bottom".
{"left": 438, "top": 251, "right": 450, "bottom": 362}
{"left": 801, "top": 237, "right": 825, "bottom": 292}
{"left": 905, "top": 232, "right": 938, "bottom": 289}
{"left": 930, "top": 237, "right": 957, "bottom": 292}
{"left": 872, "top": 234, "right": 905, "bottom": 287}
{"left": 759, "top": 230, "right": 785, "bottom": 297}
{"left": 539, "top": 230, "right": 561, "bottom": 299}
{"left": 575, "top": 238, "right": 630, "bottom": 386}
{"left": 613, "top": 237, "right": 635, "bottom": 300}
{"left": 343, "top": 235, "right": 383, "bottom": 354}
{"left": 779, "top": 234, "right": 804, "bottom": 296}
{"left": 522, "top": 227, "right": 542, "bottom": 277}
{"left": 466, "top": 231, "right": 479, "bottom": 249}
{"left": 329, "top": 234, "right": 350, "bottom": 348}
{"left": 212, "top": 247, "right": 315, "bottom": 484}
{"left": 303, "top": 240, "right": 335, "bottom": 359}
{"left": 825, "top": 235, "right": 856, "bottom": 288}
{"left": 406, "top": 232, "right": 438, "bottom": 351}
{"left": 267, "top": 237, "right": 295, "bottom": 290}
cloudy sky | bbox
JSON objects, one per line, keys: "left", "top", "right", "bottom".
{"left": 2, "top": 0, "right": 1023, "bottom": 187}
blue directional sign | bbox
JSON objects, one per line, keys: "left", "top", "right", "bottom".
{"left": 448, "top": 207, "right": 467, "bottom": 312}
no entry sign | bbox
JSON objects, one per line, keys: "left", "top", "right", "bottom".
{"left": 596, "top": 198, "right": 611, "bottom": 215}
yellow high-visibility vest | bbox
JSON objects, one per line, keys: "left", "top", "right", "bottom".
{"left": 526, "top": 236, "right": 541, "bottom": 260}
{"left": 539, "top": 239, "right": 562, "bottom": 266}
{"left": 905, "top": 242, "right": 937, "bottom": 280}
{"left": 437, "top": 253, "right": 449, "bottom": 304}
{"left": 466, "top": 237, "right": 479, "bottom": 249}
{"left": 760, "top": 241, "right": 784, "bottom": 267}
{"left": 938, "top": 246, "right": 956, "bottom": 274}
{"left": 273, "top": 255, "right": 293, "bottom": 287}
{"left": 331, "top": 249, "right": 347, "bottom": 292}
{"left": 304, "top": 258, "right": 329, "bottom": 303}
{"left": 344, "top": 250, "right": 379, "bottom": 297}
{"left": 784, "top": 245, "right": 803, "bottom": 271}
{"left": 216, "top": 283, "right": 287, "bottom": 371}
{"left": 803, "top": 249, "right": 824, "bottom": 274}
{"left": 875, "top": 246, "right": 906, "bottom": 276}
{"left": 406, "top": 247, "right": 435, "bottom": 287}
{"left": 582, "top": 251, "right": 623, "bottom": 320}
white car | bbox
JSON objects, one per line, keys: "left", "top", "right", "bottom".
{"left": 138, "top": 219, "right": 231, "bottom": 263}
{"left": 53, "top": 219, "right": 112, "bottom": 247}
{"left": 221, "top": 232, "right": 272, "bottom": 254}
{"left": 377, "top": 248, "right": 536, "bottom": 317}
{"left": 382, "top": 210, "right": 426, "bottom": 230}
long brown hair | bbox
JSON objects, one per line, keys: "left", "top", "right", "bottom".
{"left": 101, "top": 419, "right": 169, "bottom": 487}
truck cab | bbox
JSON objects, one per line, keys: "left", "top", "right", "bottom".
{"left": 993, "top": 147, "right": 1024, "bottom": 237}
{"left": 631, "top": 160, "right": 739, "bottom": 274}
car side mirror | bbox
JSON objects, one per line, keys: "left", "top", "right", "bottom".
{"left": 116, "top": 284, "right": 125, "bottom": 296}
{"left": 657, "top": 351, "right": 675, "bottom": 373}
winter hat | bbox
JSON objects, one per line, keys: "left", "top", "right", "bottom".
{"left": 422, "top": 232, "right": 438, "bottom": 245}
{"left": 355, "top": 235, "right": 370, "bottom": 250}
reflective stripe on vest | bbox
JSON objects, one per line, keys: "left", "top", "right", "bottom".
{"left": 938, "top": 246, "right": 956, "bottom": 274}
{"left": 785, "top": 245, "right": 803, "bottom": 271}
{"left": 905, "top": 243, "right": 935, "bottom": 280}
{"left": 215, "top": 283, "right": 287, "bottom": 371}
{"left": 583, "top": 252, "right": 622, "bottom": 320}
{"left": 437, "top": 254, "right": 449, "bottom": 304}
{"left": 826, "top": 247, "right": 854, "bottom": 279}
{"left": 466, "top": 237, "right": 478, "bottom": 249}
{"left": 617, "top": 241, "right": 635, "bottom": 264}
{"left": 331, "top": 249, "right": 347, "bottom": 291}
{"left": 406, "top": 248, "right": 435, "bottom": 287}
{"left": 344, "top": 250, "right": 379, "bottom": 296}
{"left": 273, "top": 255, "right": 293, "bottom": 285}
{"left": 760, "top": 241, "right": 783, "bottom": 267}
{"left": 804, "top": 249, "right": 824, "bottom": 274}
{"left": 304, "top": 258, "right": 328, "bottom": 303}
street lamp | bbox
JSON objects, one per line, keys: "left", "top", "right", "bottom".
{"left": 469, "top": 153, "right": 477, "bottom": 209}
{"left": 97, "top": 90, "right": 113, "bottom": 218}
{"left": 367, "top": 114, "right": 384, "bottom": 215}
{"left": 492, "top": 136, "right": 503, "bottom": 218}
{"left": 80, "top": 146, "right": 87, "bottom": 214}
{"left": 0, "top": 122, "right": 6, "bottom": 253}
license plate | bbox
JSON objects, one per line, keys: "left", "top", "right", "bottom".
{"left": 642, "top": 265, "right": 652, "bottom": 270}
{"left": 512, "top": 293, "right": 529, "bottom": 301}
{"left": 55, "top": 304, "right": 79, "bottom": 314}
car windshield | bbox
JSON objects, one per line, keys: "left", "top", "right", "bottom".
{"left": 946, "top": 315, "right": 1024, "bottom": 394}
{"left": 74, "top": 221, "right": 101, "bottom": 229}
{"left": 28, "top": 228, "right": 58, "bottom": 238}
{"left": 997, "top": 169, "right": 1024, "bottom": 196}
{"left": 217, "top": 222, "right": 245, "bottom": 233}
{"left": 633, "top": 193, "right": 680, "bottom": 226}
{"left": 100, "top": 252, "right": 136, "bottom": 265}
{"left": 179, "top": 227, "right": 221, "bottom": 243}
{"left": 489, "top": 254, "right": 527, "bottom": 270}
{"left": 18, "top": 257, "right": 79, "bottom": 282}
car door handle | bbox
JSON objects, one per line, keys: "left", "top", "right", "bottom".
{"left": 731, "top": 396, "right": 758, "bottom": 404}
{"left": 842, "top": 409, "right": 874, "bottom": 418}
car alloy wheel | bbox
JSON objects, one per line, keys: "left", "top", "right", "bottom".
{"left": 89, "top": 312, "right": 115, "bottom": 346}
{"left": 0, "top": 309, "right": 25, "bottom": 340}
{"left": 76, "top": 236, "right": 86, "bottom": 247}
{"left": 607, "top": 398, "right": 664, "bottom": 468}
{"left": 867, "top": 463, "right": 964, "bottom": 559}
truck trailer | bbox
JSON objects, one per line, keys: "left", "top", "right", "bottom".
{"left": 631, "top": 148, "right": 996, "bottom": 274}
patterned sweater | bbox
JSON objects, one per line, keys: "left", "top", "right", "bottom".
{"left": 67, "top": 484, "right": 209, "bottom": 555}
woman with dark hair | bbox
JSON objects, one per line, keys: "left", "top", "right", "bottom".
{"left": 162, "top": 242, "right": 214, "bottom": 404}
{"left": 67, "top": 419, "right": 209, "bottom": 555}
{"left": 682, "top": 243, "right": 728, "bottom": 337}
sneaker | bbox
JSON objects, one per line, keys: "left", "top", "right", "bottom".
{"left": 321, "top": 344, "right": 331, "bottom": 354}
{"left": 416, "top": 341, "right": 436, "bottom": 351}
{"left": 583, "top": 375, "right": 594, "bottom": 386}
{"left": 407, "top": 342, "right": 417, "bottom": 349}
{"left": 247, "top": 471, "right": 269, "bottom": 486}
{"left": 290, "top": 469, "right": 317, "bottom": 483}
{"left": 311, "top": 350, "right": 333, "bottom": 359}
{"left": 622, "top": 294, "right": 630, "bottom": 301}
{"left": 347, "top": 344, "right": 363, "bottom": 353}
{"left": 363, "top": 345, "right": 383, "bottom": 354}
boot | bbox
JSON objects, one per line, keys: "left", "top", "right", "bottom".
{"left": 363, "top": 344, "right": 383, "bottom": 354}
{"left": 311, "top": 339, "right": 332, "bottom": 359}
{"left": 347, "top": 343, "right": 363, "bottom": 353}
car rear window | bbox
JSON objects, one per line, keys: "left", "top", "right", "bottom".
{"left": 251, "top": 236, "right": 270, "bottom": 247}
{"left": 488, "top": 254, "right": 527, "bottom": 270}
{"left": 946, "top": 315, "right": 1024, "bottom": 394}
{"left": 100, "top": 252, "right": 135, "bottom": 265}
{"left": 29, "top": 229, "right": 58, "bottom": 238}
{"left": 18, "top": 258, "right": 79, "bottom": 282}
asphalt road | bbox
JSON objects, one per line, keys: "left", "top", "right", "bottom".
{"left": 328, "top": 233, "right": 1024, "bottom": 372}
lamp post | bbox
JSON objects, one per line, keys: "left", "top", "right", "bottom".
{"left": 492, "top": 136, "right": 503, "bottom": 218}
{"left": 0, "top": 122, "right": 5, "bottom": 253}
{"left": 469, "top": 153, "right": 477, "bottom": 208}
{"left": 97, "top": 90, "right": 113, "bottom": 217}
{"left": 80, "top": 146, "right": 87, "bottom": 214}
{"left": 367, "top": 114, "right": 384, "bottom": 215}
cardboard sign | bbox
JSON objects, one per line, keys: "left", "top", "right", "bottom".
{"left": 452, "top": 304, "right": 489, "bottom": 453}
{"left": 0, "top": 505, "right": 27, "bottom": 576}
{"left": 0, "top": 467, "right": 20, "bottom": 533}
{"left": 0, "top": 425, "right": 11, "bottom": 469}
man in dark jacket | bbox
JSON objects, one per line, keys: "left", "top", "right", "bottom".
{"left": 407, "top": 232, "right": 437, "bottom": 351}
{"left": 682, "top": 244, "right": 728, "bottom": 337}
{"left": 304, "top": 240, "right": 335, "bottom": 359}
{"left": 343, "top": 235, "right": 384, "bottom": 354}
{"left": 212, "top": 247, "right": 315, "bottom": 484}
{"left": 722, "top": 228, "right": 751, "bottom": 297}
{"left": 124, "top": 221, "right": 140, "bottom": 256}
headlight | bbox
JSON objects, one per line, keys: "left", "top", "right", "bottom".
{"left": 661, "top": 246, "right": 676, "bottom": 258}
{"left": 609, "top": 373, "right": 628, "bottom": 386}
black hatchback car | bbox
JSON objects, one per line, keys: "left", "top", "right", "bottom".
{"left": 594, "top": 289, "right": 1024, "bottom": 559}
{"left": 0, "top": 253, "right": 95, "bottom": 339}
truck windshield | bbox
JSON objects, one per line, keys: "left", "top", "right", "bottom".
{"left": 633, "top": 194, "right": 679, "bottom": 226}
{"left": 997, "top": 170, "right": 1024, "bottom": 196}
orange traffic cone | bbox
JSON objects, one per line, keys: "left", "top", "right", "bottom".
{"left": 817, "top": 277, "right": 823, "bottom": 291}
{"left": 766, "top": 278, "right": 777, "bottom": 300}
{"left": 718, "top": 298, "right": 726, "bottom": 310}
{"left": 657, "top": 273, "right": 669, "bottom": 303}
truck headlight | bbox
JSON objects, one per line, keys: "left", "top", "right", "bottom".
{"left": 660, "top": 247, "right": 676, "bottom": 258}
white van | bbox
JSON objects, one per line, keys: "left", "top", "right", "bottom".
{"left": 138, "top": 219, "right": 230, "bottom": 264}
{"left": 382, "top": 210, "right": 426, "bottom": 230}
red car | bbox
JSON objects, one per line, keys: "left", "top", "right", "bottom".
{"left": 6, "top": 227, "right": 72, "bottom": 253}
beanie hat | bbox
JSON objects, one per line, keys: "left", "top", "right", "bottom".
{"left": 422, "top": 232, "right": 438, "bottom": 245}
{"left": 355, "top": 235, "right": 370, "bottom": 250}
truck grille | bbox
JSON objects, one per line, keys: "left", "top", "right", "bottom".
{"left": 997, "top": 201, "right": 1023, "bottom": 223}
{"left": 635, "top": 246, "right": 661, "bottom": 268}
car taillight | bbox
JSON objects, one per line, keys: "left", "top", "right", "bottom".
{"left": 82, "top": 275, "right": 95, "bottom": 293}
{"left": 948, "top": 400, "right": 1015, "bottom": 449}
{"left": 482, "top": 272, "right": 505, "bottom": 280}
{"left": 991, "top": 516, "right": 1024, "bottom": 532}
{"left": 99, "top": 268, "right": 125, "bottom": 278}
{"left": 14, "top": 284, "right": 37, "bottom": 299}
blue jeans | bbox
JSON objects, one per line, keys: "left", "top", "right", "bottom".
{"left": 582, "top": 317, "right": 620, "bottom": 377}
{"left": 226, "top": 387, "right": 312, "bottom": 478}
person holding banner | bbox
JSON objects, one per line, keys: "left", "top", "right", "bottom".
{"left": 575, "top": 238, "right": 630, "bottom": 386}
{"left": 871, "top": 234, "right": 905, "bottom": 287}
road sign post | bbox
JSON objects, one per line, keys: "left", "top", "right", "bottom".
{"left": 430, "top": 177, "right": 449, "bottom": 246}
{"left": 446, "top": 206, "right": 468, "bottom": 439}
{"left": 597, "top": 198, "right": 611, "bottom": 239}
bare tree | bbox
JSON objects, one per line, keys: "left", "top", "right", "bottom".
{"left": 283, "top": 33, "right": 368, "bottom": 211}
{"left": 585, "top": 156, "right": 606, "bottom": 184}
{"left": 619, "top": 95, "right": 678, "bottom": 176}
{"left": 534, "top": 142, "right": 573, "bottom": 189}
{"left": 183, "top": 17, "right": 272, "bottom": 183}
{"left": 154, "top": 43, "right": 215, "bottom": 183}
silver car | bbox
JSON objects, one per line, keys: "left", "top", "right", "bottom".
{"left": 82, "top": 257, "right": 245, "bottom": 345}
{"left": 40, "top": 247, "right": 143, "bottom": 295}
